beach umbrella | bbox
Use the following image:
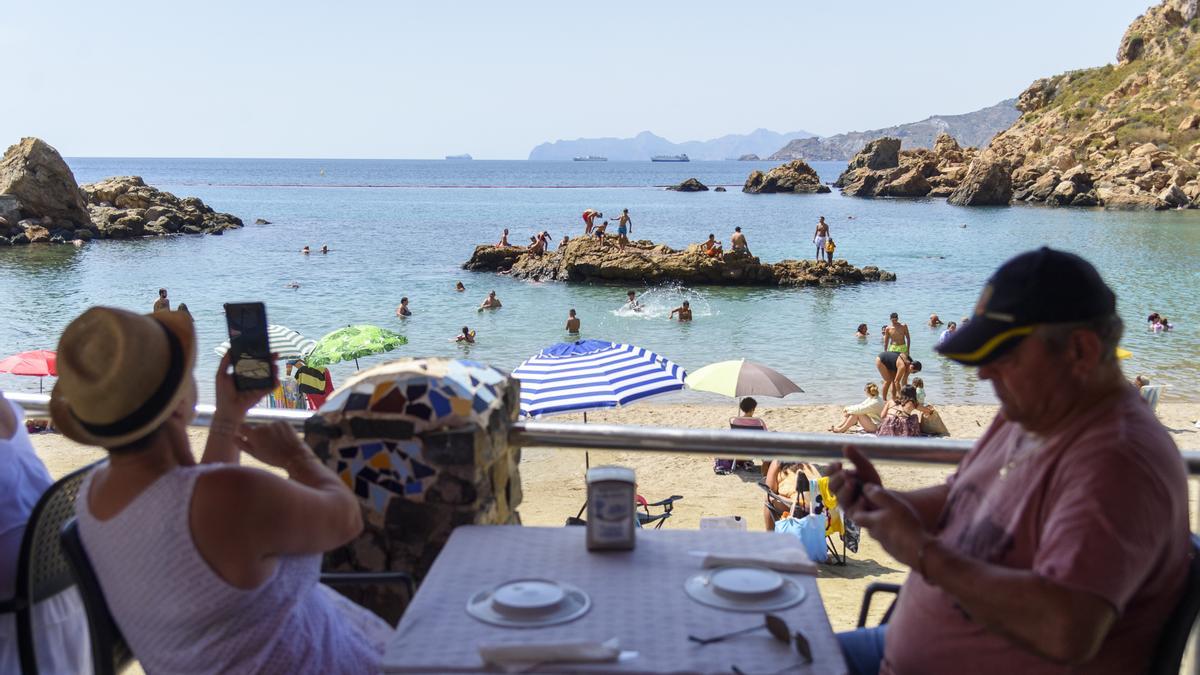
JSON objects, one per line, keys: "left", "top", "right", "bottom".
{"left": 0, "top": 350, "right": 57, "bottom": 393}
{"left": 512, "top": 339, "right": 687, "bottom": 418}
{"left": 305, "top": 325, "right": 407, "bottom": 369}
{"left": 213, "top": 324, "right": 317, "bottom": 360}
{"left": 686, "top": 359, "right": 803, "bottom": 399}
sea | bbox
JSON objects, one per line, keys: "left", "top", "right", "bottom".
{"left": 1, "top": 159, "right": 1197, "bottom": 407}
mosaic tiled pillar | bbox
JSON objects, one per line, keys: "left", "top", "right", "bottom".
{"left": 303, "top": 358, "right": 522, "bottom": 624}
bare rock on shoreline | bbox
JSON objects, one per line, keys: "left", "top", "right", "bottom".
{"left": 948, "top": 150, "right": 1014, "bottom": 206}
{"left": 743, "top": 160, "right": 831, "bottom": 194}
{"left": 464, "top": 237, "right": 895, "bottom": 287}
{"left": 667, "top": 178, "right": 709, "bottom": 192}
{"left": 834, "top": 134, "right": 976, "bottom": 199}
{"left": 0, "top": 137, "right": 244, "bottom": 246}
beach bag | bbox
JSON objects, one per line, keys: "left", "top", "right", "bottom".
{"left": 775, "top": 513, "right": 828, "bottom": 563}
{"left": 920, "top": 409, "right": 950, "bottom": 436}
{"left": 825, "top": 239, "right": 836, "bottom": 254}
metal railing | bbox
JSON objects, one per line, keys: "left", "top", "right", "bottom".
{"left": 9, "top": 391, "right": 1200, "bottom": 473}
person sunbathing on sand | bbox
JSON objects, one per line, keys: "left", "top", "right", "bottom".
{"left": 831, "top": 383, "right": 884, "bottom": 433}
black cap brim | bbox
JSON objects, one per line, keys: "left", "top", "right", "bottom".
{"left": 935, "top": 317, "right": 1036, "bottom": 365}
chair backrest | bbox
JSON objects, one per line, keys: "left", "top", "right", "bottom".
{"left": 60, "top": 518, "right": 134, "bottom": 675}
{"left": 1148, "top": 533, "right": 1200, "bottom": 675}
{"left": 729, "top": 416, "right": 767, "bottom": 431}
{"left": 13, "top": 463, "right": 93, "bottom": 672}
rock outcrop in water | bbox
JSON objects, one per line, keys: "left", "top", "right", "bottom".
{"left": 464, "top": 237, "right": 895, "bottom": 287}
{"left": 743, "top": 160, "right": 831, "bottom": 194}
{"left": 0, "top": 137, "right": 244, "bottom": 245}
{"left": 833, "top": 134, "right": 978, "bottom": 199}
{"left": 952, "top": 0, "right": 1200, "bottom": 209}
{"left": 667, "top": 178, "right": 709, "bottom": 192}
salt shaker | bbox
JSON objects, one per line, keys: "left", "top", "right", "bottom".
{"left": 585, "top": 466, "right": 636, "bottom": 551}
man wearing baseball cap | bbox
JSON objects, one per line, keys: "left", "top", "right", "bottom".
{"left": 830, "top": 248, "right": 1189, "bottom": 675}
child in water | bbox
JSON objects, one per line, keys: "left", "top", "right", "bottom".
{"left": 456, "top": 326, "right": 476, "bottom": 344}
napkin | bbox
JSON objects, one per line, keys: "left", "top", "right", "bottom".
{"left": 478, "top": 638, "right": 629, "bottom": 673}
{"left": 691, "top": 548, "right": 819, "bottom": 575}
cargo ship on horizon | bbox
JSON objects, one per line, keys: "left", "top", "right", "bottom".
{"left": 651, "top": 154, "right": 689, "bottom": 162}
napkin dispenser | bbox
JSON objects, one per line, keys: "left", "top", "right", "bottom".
{"left": 585, "top": 466, "right": 636, "bottom": 551}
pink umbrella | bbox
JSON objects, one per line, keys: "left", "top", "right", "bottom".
{"left": 0, "top": 350, "right": 57, "bottom": 392}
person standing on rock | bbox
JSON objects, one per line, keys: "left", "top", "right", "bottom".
{"left": 582, "top": 209, "right": 602, "bottom": 234}
{"left": 153, "top": 288, "right": 170, "bottom": 312}
{"left": 731, "top": 226, "right": 750, "bottom": 254}
{"left": 813, "top": 216, "right": 830, "bottom": 262}
{"left": 566, "top": 309, "right": 581, "bottom": 334}
{"left": 616, "top": 211, "right": 632, "bottom": 250}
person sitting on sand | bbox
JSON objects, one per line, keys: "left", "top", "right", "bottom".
{"left": 855, "top": 323, "right": 869, "bottom": 339}
{"left": 876, "top": 350, "right": 921, "bottom": 402}
{"left": 396, "top": 297, "right": 411, "bottom": 318}
{"left": 730, "top": 226, "right": 750, "bottom": 254}
{"left": 830, "top": 383, "right": 884, "bottom": 434}
{"left": 480, "top": 290, "right": 502, "bottom": 309}
{"left": 938, "top": 321, "right": 958, "bottom": 345}
{"left": 455, "top": 281, "right": 466, "bottom": 292}
{"left": 702, "top": 234, "right": 724, "bottom": 261}
{"left": 876, "top": 384, "right": 922, "bottom": 437}
{"left": 52, "top": 308, "right": 392, "bottom": 674}
{"left": 669, "top": 300, "right": 693, "bottom": 322}
{"left": 456, "top": 326, "right": 476, "bottom": 344}
{"left": 582, "top": 209, "right": 602, "bottom": 234}
{"left": 497, "top": 228, "right": 511, "bottom": 247}
{"left": 624, "top": 290, "right": 643, "bottom": 312}
{"left": 1134, "top": 374, "right": 1150, "bottom": 391}
{"left": 929, "top": 313, "right": 943, "bottom": 328}
{"left": 565, "top": 308, "right": 580, "bottom": 334}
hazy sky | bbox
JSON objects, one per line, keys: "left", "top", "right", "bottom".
{"left": 2, "top": 0, "right": 1148, "bottom": 159}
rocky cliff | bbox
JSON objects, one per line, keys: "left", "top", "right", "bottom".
{"left": 464, "top": 237, "right": 895, "bottom": 287}
{"left": 955, "top": 0, "right": 1200, "bottom": 209}
{"left": 832, "top": 134, "right": 978, "bottom": 199}
{"left": 0, "top": 137, "right": 244, "bottom": 245}
{"left": 769, "top": 100, "right": 1020, "bottom": 162}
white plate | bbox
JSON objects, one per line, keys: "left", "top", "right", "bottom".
{"left": 467, "top": 579, "right": 591, "bottom": 628}
{"left": 684, "top": 567, "right": 806, "bottom": 612}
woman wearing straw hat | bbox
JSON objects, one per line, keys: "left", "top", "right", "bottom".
{"left": 52, "top": 307, "right": 390, "bottom": 674}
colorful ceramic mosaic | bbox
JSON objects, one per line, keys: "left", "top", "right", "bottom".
{"left": 318, "top": 358, "right": 512, "bottom": 511}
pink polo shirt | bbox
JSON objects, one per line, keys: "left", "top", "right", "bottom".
{"left": 882, "top": 385, "right": 1189, "bottom": 675}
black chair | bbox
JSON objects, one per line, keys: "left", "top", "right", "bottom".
{"left": 60, "top": 520, "right": 132, "bottom": 675}
{"left": 854, "top": 534, "right": 1200, "bottom": 674}
{"left": 61, "top": 518, "right": 416, "bottom": 675}
{"left": 0, "top": 463, "right": 94, "bottom": 674}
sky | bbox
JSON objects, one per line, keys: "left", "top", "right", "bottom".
{"left": 1, "top": 0, "right": 1150, "bottom": 159}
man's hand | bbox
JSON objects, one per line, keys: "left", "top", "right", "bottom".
{"left": 827, "top": 446, "right": 882, "bottom": 512}
{"left": 850, "top": 484, "right": 930, "bottom": 570}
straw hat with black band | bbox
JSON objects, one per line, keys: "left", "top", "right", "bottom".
{"left": 51, "top": 307, "right": 197, "bottom": 448}
{"left": 935, "top": 247, "right": 1116, "bottom": 366}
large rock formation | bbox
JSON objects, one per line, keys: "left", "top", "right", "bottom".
{"left": 947, "top": 150, "right": 1014, "bottom": 206}
{"left": 833, "top": 134, "right": 977, "bottom": 199}
{"left": 667, "top": 178, "right": 709, "bottom": 192}
{"left": 464, "top": 236, "right": 895, "bottom": 287}
{"left": 743, "top": 160, "right": 831, "bottom": 194}
{"left": 958, "top": 0, "right": 1200, "bottom": 209}
{"left": 0, "top": 137, "right": 244, "bottom": 245}
{"left": 0, "top": 138, "right": 90, "bottom": 228}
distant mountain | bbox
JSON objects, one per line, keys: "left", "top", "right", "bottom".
{"left": 528, "top": 129, "right": 818, "bottom": 161}
{"left": 769, "top": 100, "right": 1021, "bottom": 161}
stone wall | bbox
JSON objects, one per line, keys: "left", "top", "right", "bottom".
{"left": 303, "top": 358, "right": 522, "bottom": 624}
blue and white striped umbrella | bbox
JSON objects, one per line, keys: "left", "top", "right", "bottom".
{"left": 512, "top": 339, "right": 687, "bottom": 418}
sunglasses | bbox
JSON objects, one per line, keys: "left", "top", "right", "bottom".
{"left": 689, "top": 613, "right": 813, "bottom": 671}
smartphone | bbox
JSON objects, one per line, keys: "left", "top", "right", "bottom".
{"left": 223, "top": 302, "right": 273, "bottom": 391}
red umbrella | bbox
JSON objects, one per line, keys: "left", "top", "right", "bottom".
{"left": 0, "top": 350, "right": 57, "bottom": 392}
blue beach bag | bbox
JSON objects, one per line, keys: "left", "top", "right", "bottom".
{"left": 774, "top": 513, "right": 828, "bottom": 563}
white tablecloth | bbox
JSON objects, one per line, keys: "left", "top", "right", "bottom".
{"left": 382, "top": 525, "right": 848, "bottom": 674}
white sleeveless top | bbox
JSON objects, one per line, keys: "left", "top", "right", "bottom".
{"left": 77, "top": 464, "right": 391, "bottom": 674}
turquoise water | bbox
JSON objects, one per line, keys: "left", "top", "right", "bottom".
{"left": 1, "top": 159, "right": 1197, "bottom": 405}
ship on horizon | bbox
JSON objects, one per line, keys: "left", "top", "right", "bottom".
{"left": 445, "top": 154, "right": 473, "bottom": 160}
{"left": 573, "top": 155, "right": 607, "bottom": 162}
{"left": 650, "top": 154, "right": 689, "bottom": 162}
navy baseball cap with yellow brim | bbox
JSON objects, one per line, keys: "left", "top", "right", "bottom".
{"left": 936, "top": 247, "right": 1116, "bottom": 366}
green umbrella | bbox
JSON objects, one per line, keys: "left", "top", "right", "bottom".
{"left": 305, "top": 325, "right": 408, "bottom": 369}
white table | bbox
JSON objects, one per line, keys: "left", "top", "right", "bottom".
{"left": 382, "top": 525, "right": 848, "bottom": 674}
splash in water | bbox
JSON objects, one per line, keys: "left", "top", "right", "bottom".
{"left": 611, "top": 283, "right": 716, "bottom": 319}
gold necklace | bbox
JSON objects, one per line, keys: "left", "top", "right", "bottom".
{"left": 998, "top": 432, "right": 1044, "bottom": 479}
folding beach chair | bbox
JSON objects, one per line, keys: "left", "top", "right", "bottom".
{"left": 714, "top": 417, "right": 767, "bottom": 474}
{"left": 759, "top": 471, "right": 856, "bottom": 565}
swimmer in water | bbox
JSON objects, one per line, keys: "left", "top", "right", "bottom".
{"left": 285, "top": 281, "right": 301, "bottom": 289}
{"left": 624, "top": 290, "right": 642, "bottom": 312}
{"left": 669, "top": 300, "right": 693, "bottom": 322}
{"left": 455, "top": 281, "right": 466, "bottom": 292}
{"left": 479, "top": 290, "right": 502, "bottom": 310}
{"left": 456, "top": 326, "right": 476, "bottom": 344}
{"left": 566, "top": 308, "right": 580, "bottom": 334}
{"left": 301, "top": 246, "right": 310, "bottom": 255}
{"left": 855, "top": 323, "right": 869, "bottom": 338}
{"left": 320, "top": 244, "right": 329, "bottom": 254}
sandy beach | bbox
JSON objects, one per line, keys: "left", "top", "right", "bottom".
{"left": 28, "top": 401, "right": 1200, "bottom": 633}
